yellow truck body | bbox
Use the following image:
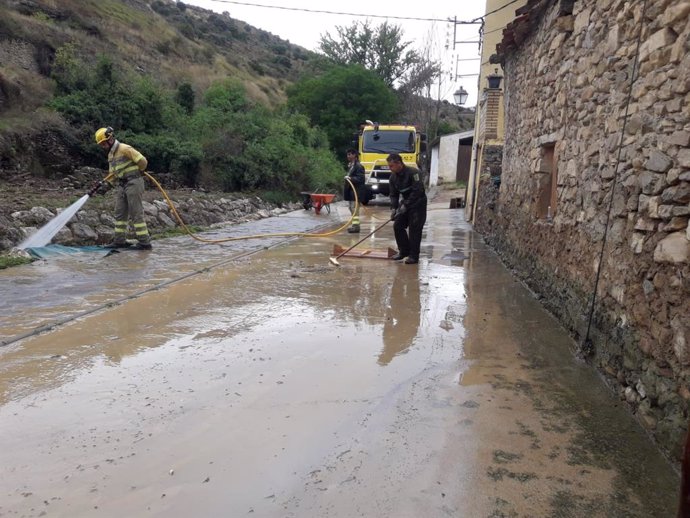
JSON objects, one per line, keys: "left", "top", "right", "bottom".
{"left": 356, "top": 123, "right": 426, "bottom": 203}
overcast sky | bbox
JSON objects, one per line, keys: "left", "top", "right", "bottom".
{"left": 183, "top": 0, "right": 486, "bottom": 106}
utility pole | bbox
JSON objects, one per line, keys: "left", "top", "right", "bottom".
{"left": 448, "top": 16, "right": 483, "bottom": 50}
{"left": 455, "top": 57, "right": 480, "bottom": 82}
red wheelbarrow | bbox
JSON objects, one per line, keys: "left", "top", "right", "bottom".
{"left": 300, "top": 191, "right": 336, "bottom": 214}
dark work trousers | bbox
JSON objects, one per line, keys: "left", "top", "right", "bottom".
{"left": 393, "top": 199, "right": 427, "bottom": 260}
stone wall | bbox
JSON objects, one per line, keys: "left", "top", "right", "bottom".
{"left": 474, "top": 145, "right": 504, "bottom": 236}
{"left": 1, "top": 188, "right": 299, "bottom": 251}
{"left": 476, "top": 0, "right": 690, "bottom": 459}
{"left": 482, "top": 144, "right": 504, "bottom": 180}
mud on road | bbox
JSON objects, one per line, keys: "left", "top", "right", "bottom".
{"left": 0, "top": 195, "right": 679, "bottom": 517}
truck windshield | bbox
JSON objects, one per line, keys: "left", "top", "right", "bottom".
{"left": 362, "top": 130, "right": 415, "bottom": 154}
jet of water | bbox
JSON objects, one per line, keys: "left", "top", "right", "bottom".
{"left": 18, "top": 194, "right": 91, "bottom": 249}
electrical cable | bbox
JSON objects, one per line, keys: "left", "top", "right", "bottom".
{"left": 473, "top": 0, "right": 522, "bottom": 22}
{"left": 196, "top": 0, "right": 459, "bottom": 23}
{"left": 0, "top": 221, "right": 336, "bottom": 348}
{"left": 581, "top": 0, "right": 649, "bottom": 355}
{"left": 1, "top": 176, "right": 363, "bottom": 347}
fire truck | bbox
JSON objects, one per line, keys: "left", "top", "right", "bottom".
{"left": 354, "top": 121, "right": 427, "bottom": 204}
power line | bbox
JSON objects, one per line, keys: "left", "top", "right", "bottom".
{"left": 484, "top": 23, "right": 511, "bottom": 36}
{"left": 196, "top": 0, "right": 461, "bottom": 23}
{"left": 473, "top": 0, "right": 522, "bottom": 22}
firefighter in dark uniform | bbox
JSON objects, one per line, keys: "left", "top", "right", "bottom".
{"left": 387, "top": 153, "right": 427, "bottom": 264}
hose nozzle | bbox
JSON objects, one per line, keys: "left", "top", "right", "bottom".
{"left": 88, "top": 181, "right": 103, "bottom": 197}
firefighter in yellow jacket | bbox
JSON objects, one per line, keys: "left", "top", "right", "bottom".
{"left": 94, "top": 127, "right": 152, "bottom": 250}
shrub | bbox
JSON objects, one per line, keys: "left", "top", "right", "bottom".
{"left": 259, "top": 190, "right": 293, "bottom": 206}
{"left": 156, "top": 40, "right": 172, "bottom": 55}
{"left": 175, "top": 82, "right": 194, "bottom": 114}
{"left": 47, "top": 56, "right": 342, "bottom": 195}
{"left": 249, "top": 60, "right": 265, "bottom": 76}
{"left": 273, "top": 55, "right": 292, "bottom": 69}
{"left": 120, "top": 132, "right": 202, "bottom": 188}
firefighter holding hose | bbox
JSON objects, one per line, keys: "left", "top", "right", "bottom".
{"left": 343, "top": 148, "right": 366, "bottom": 233}
{"left": 93, "top": 127, "right": 152, "bottom": 250}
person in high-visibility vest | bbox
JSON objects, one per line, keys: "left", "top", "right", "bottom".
{"left": 94, "top": 127, "right": 152, "bottom": 250}
{"left": 343, "top": 148, "right": 365, "bottom": 233}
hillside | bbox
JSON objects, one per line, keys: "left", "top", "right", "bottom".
{"left": 0, "top": 0, "right": 322, "bottom": 178}
{"left": 1, "top": 0, "right": 315, "bottom": 111}
{"left": 0, "top": 0, "right": 473, "bottom": 186}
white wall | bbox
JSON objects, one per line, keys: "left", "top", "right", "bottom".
{"left": 438, "top": 130, "right": 473, "bottom": 184}
{"left": 429, "top": 145, "right": 440, "bottom": 186}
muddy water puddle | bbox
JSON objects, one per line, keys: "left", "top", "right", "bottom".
{"left": 0, "top": 209, "right": 340, "bottom": 343}
{"left": 0, "top": 203, "right": 679, "bottom": 517}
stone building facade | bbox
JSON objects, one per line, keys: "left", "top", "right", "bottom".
{"left": 467, "top": 0, "right": 528, "bottom": 222}
{"left": 475, "top": 0, "right": 690, "bottom": 459}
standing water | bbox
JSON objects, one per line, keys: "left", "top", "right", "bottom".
{"left": 18, "top": 194, "right": 91, "bottom": 249}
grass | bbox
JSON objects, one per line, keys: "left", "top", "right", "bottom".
{"left": 153, "top": 225, "right": 205, "bottom": 240}
{"left": 0, "top": 255, "right": 33, "bottom": 269}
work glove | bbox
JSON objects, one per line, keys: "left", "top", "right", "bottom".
{"left": 390, "top": 204, "right": 407, "bottom": 221}
{"left": 88, "top": 181, "right": 103, "bottom": 196}
{"left": 90, "top": 181, "right": 111, "bottom": 196}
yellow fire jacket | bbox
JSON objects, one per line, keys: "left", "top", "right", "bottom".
{"left": 106, "top": 140, "right": 147, "bottom": 183}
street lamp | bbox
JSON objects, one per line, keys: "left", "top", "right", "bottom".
{"left": 453, "top": 86, "right": 469, "bottom": 106}
{"left": 487, "top": 68, "right": 503, "bottom": 89}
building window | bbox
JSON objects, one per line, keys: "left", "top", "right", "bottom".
{"left": 535, "top": 143, "right": 558, "bottom": 219}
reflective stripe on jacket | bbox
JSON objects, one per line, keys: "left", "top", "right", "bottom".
{"left": 108, "top": 141, "right": 147, "bottom": 181}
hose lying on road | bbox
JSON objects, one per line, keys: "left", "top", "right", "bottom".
{"left": 145, "top": 172, "right": 356, "bottom": 244}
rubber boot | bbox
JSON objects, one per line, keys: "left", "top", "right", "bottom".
{"left": 347, "top": 225, "right": 360, "bottom": 233}
{"left": 103, "top": 241, "right": 130, "bottom": 249}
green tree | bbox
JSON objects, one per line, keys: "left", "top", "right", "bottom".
{"left": 318, "top": 21, "right": 422, "bottom": 87}
{"left": 49, "top": 55, "right": 342, "bottom": 194}
{"left": 287, "top": 64, "right": 398, "bottom": 156}
{"left": 175, "top": 82, "right": 195, "bottom": 114}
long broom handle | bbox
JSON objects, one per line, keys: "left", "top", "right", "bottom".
{"left": 333, "top": 218, "right": 392, "bottom": 260}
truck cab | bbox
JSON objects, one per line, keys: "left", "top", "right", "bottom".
{"left": 356, "top": 123, "right": 426, "bottom": 204}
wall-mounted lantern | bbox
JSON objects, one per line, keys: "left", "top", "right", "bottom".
{"left": 453, "top": 86, "right": 469, "bottom": 105}
{"left": 487, "top": 68, "right": 503, "bottom": 89}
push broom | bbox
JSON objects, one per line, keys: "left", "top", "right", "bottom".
{"left": 329, "top": 218, "right": 393, "bottom": 266}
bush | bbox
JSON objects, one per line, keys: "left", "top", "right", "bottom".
{"left": 259, "top": 190, "right": 293, "bottom": 206}
{"left": 121, "top": 132, "right": 202, "bottom": 188}
{"left": 273, "top": 55, "right": 292, "bottom": 69}
{"left": 175, "top": 82, "right": 195, "bottom": 114}
{"left": 48, "top": 56, "right": 342, "bottom": 195}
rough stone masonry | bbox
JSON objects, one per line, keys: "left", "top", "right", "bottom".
{"left": 476, "top": 0, "right": 690, "bottom": 460}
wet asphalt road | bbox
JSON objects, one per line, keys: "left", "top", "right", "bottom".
{"left": 0, "top": 194, "right": 679, "bottom": 517}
